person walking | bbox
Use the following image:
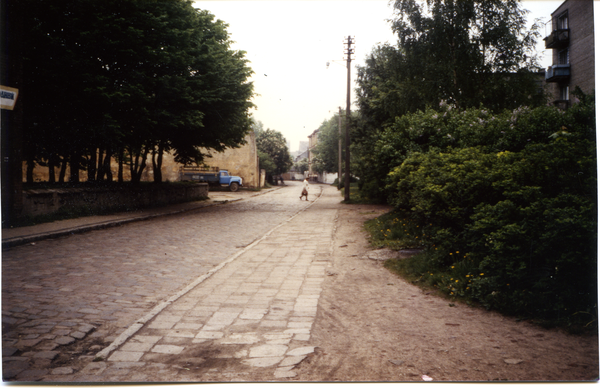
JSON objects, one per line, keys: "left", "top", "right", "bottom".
{"left": 300, "top": 178, "right": 309, "bottom": 201}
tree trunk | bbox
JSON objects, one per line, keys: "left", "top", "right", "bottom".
{"left": 58, "top": 158, "right": 67, "bottom": 183}
{"left": 152, "top": 143, "right": 164, "bottom": 183}
{"left": 69, "top": 153, "right": 80, "bottom": 183}
{"left": 130, "top": 145, "right": 148, "bottom": 184}
{"left": 103, "top": 149, "right": 113, "bottom": 182}
{"left": 88, "top": 148, "right": 97, "bottom": 182}
{"left": 118, "top": 148, "right": 124, "bottom": 183}
{"left": 48, "top": 162, "right": 55, "bottom": 183}
{"left": 96, "top": 148, "right": 105, "bottom": 181}
{"left": 129, "top": 146, "right": 136, "bottom": 183}
{"left": 26, "top": 158, "right": 34, "bottom": 183}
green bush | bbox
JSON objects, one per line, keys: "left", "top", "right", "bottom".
{"left": 376, "top": 94, "right": 597, "bottom": 328}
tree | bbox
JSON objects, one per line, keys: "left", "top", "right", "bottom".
{"left": 293, "top": 158, "right": 309, "bottom": 175}
{"left": 356, "top": 0, "right": 544, "bottom": 129}
{"left": 254, "top": 123, "right": 293, "bottom": 184}
{"left": 353, "top": 0, "right": 547, "bottom": 201}
{"left": 20, "top": 0, "right": 254, "bottom": 183}
{"left": 311, "top": 115, "right": 342, "bottom": 175}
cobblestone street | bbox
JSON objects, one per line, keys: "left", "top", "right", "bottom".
{"left": 2, "top": 181, "right": 328, "bottom": 381}
{"left": 3, "top": 182, "right": 598, "bottom": 383}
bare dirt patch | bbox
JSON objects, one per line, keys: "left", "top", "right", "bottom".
{"left": 294, "top": 203, "right": 598, "bottom": 382}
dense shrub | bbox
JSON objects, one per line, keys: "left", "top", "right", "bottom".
{"left": 376, "top": 93, "right": 596, "bottom": 328}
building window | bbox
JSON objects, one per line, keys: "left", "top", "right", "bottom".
{"left": 559, "top": 85, "right": 569, "bottom": 101}
{"left": 557, "top": 11, "right": 569, "bottom": 30}
{"left": 558, "top": 48, "right": 569, "bottom": 64}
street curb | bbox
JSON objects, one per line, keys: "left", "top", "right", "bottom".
{"left": 93, "top": 186, "right": 324, "bottom": 362}
{"left": 1, "top": 187, "right": 284, "bottom": 249}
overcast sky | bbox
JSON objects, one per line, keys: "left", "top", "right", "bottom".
{"left": 193, "top": 0, "right": 585, "bottom": 152}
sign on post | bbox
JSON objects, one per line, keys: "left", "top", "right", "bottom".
{"left": 0, "top": 85, "right": 19, "bottom": 110}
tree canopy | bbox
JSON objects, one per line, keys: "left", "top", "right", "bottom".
{"left": 254, "top": 122, "right": 293, "bottom": 183}
{"left": 355, "top": 0, "right": 545, "bottom": 135}
{"left": 21, "top": 0, "right": 254, "bottom": 183}
{"left": 311, "top": 115, "right": 342, "bottom": 175}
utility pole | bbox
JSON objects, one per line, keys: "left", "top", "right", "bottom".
{"left": 338, "top": 106, "right": 342, "bottom": 189}
{"left": 344, "top": 35, "right": 354, "bottom": 202}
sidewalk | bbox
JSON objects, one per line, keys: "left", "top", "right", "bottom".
{"left": 52, "top": 184, "right": 338, "bottom": 382}
{"left": 2, "top": 187, "right": 281, "bottom": 249}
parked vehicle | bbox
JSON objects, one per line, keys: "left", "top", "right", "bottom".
{"left": 179, "top": 166, "right": 242, "bottom": 192}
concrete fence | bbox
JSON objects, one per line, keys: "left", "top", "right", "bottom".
{"left": 20, "top": 183, "right": 209, "bottom": 218}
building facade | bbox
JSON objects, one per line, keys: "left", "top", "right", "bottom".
{"left": 544, "top": 0, "right": 595, "bottom": 108}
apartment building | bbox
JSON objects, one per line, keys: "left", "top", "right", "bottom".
{"left": 544, "top": 0, "right": 595, "bottom": 108}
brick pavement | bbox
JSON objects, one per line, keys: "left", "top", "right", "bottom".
{"left": 2, "top": 182, "right": 327, "bottom": 381}
{"left": 55, "top": 184, "right": 339, "bottom": 382}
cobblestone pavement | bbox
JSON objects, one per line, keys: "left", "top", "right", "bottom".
{"left": 2, "top": 181, "right": 328, "bottom": 382}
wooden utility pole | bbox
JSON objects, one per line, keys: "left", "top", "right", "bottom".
{"left": 344, "top": 36, "right": 354, "bottom": 202}
{"left": 338, "top": 107, "right": 342, "bottom": 189}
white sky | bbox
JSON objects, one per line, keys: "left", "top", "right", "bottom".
{"left": 193, "top": 0, "right": 583, "bottom": 152}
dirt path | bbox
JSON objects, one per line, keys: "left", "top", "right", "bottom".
{"left": 294, "top": 203, "right": 598, "bottom": 382}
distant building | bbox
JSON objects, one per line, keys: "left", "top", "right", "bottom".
{"left": 544, "top": 0, "right": 595, "bottom": 108}
{"left": 298, "top": 141, "right": 308, "bottom": 153}
{"left": 294, "top": 149, "right": 308, "bottom": 163}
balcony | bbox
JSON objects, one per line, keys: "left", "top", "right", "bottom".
{"left": 545, "top": 64, "right": 570, "bottom": 82}
{"left": 544, "top": 29, "right": 570, "bottom": 49}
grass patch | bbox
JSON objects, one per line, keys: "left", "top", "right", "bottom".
{"left": 337, "top": 182, "right": 375, "bottom": 204}
{"left": 365, "top": 210, "right": 479, "bottom": 307}
{"left": 364, "top": 210, "right": 427, "bottom": 250}
{"left": 364, "top": 210, "right": 599, "bottom": 332}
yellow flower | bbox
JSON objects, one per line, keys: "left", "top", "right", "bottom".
{"left": 451, "top": 266, "right": 455, "bottom": 269}
{"left": 455, "top": 280, "right": 459, "bottom": 283}
{"left": 480, "top": 273, "right": 484, "bottom": 276}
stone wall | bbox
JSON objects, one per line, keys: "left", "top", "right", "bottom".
{"left": 21, "top": 183, "right": 208, "bottom": 218}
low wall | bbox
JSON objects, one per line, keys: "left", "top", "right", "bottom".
{"left": 21, "top": 183, "right": 209, "bottom": 218}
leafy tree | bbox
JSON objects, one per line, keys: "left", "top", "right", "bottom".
{"left": 391, "top": 0, "right": 543, "bottom": 110}
{"left": 355, "top": 0, "right": 544, "bottom": 135}
{"left": 254, "top": 124, "right": 293, "bottom": 184}
{"left": 21, "top": 0, "right": 254, "bottom": 183}
{"left": 353, "top": 0, "right": 546, "bottom": 201}
{"left": 311, "top": 114, "right": 342, "bottom": 175}
{"left": 293, "top": 158, "right": 309, "bottom": 175}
